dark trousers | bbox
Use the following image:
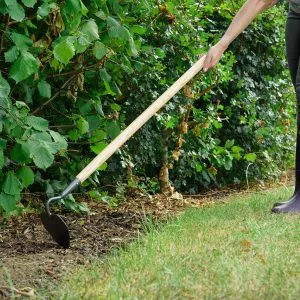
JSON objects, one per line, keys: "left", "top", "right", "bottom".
{"left": 286, "top": 8, "right": 300, "bottom": 191}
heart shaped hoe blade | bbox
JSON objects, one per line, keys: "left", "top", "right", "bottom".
{"left": 40, "top": 211, "right": 70, "bottom": 249}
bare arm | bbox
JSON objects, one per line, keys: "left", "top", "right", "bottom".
{"left": 203, "top": 0, "right": 278, "bottom": 72}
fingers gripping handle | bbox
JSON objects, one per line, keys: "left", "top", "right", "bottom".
{"left": 76, "top": 56, "right": 206, "bottom": 183}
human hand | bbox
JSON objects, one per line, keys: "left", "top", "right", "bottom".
{"left": 263, "top": 0, "right": 278, "bottom": 10}
{"left": 203, "top": 41, "right": 228, "bottom": 72}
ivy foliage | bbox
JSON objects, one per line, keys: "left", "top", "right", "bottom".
{"left": 0, "top": 0, "right": 294, "bottom": 216}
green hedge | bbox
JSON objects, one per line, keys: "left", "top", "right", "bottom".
{"left": 0, "top": 0, "right": 294, "bottom": 216}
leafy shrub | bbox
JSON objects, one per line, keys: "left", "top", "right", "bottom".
{"left": 0, "top": 0, "right": 294, "bottom": 216}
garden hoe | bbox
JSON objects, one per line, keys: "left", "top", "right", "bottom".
{"left": 41, "top": 55, "right": 207, "bottom": 249}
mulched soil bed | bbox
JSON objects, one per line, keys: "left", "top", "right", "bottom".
{"left": 0, "top": 192, "right": 208, "bottom": 298}
{"left": 0, "top": 176, "right": 293, "bottom": 298}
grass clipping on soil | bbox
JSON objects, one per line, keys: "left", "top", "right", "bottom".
{"left": 54, "top": 187, "right": 300, "bottom": 299}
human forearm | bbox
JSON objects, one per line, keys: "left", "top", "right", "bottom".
{"left": 219, "top": 0, "right": 277, "bottom": 50}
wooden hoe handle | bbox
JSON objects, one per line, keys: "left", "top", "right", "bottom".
{"left": 76, "top": 55, "right": 207, "bottom": 183}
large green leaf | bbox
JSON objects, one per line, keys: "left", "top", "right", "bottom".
{"left": 106, "top": 121, "right": 120, "bottom": 139}
{"left": 4, "top": 0, "right": 25, "bottom": 21}
{"left": 76, "top": 116, "right": 89, "bottom": 134}
{"left": 27, "top": 144, "right": 54, "bottom": 170}
{"left": 16, "top": 166, "right": 35, "bottom": 188}
{"left": 11, "top": 32, "right": 33, "bottom": 50}
{"left": 4, "top": 46, "right": 19, "bottom": 62}
{"left": 53, "top": 38, "right": 75, "bottom": 64}
{"left": 244, "top": 153, "right": 257, "bottom": 162}
{"left": 0, "top": 150, "right": 4, "bottom": 169}
{"left": 49, "top": 130, "right": 68, "bottom": 150}
{"left": 37, "top": 2, "right": 53, "bottom": 18}
{"left": 0, "top": 135, "right": 5, "bottom": 168}
{"left": 81, "top": 19, "right": 99, "bottom": 43}
{"left": 27, "top": 116, "right": 49, "bottom": 131}
{"left": 107, "top": 16, "right": 130, "bottom": 40}
{"left": 129, "top": 36, "right": 138, "bottom": 57}
{"left": 0, "top": 73, "right": 10, "bottom": 98}
{"left": 10, "top": 143, "right": 31, "bottom": 163}
{"left": 93, "top": 41, "right": 108, "bottom": 60}
{"left": 0, "top": 193, "right": 19, "bottom": 213}
{"left": 90, "top": 141, "right": 107, "bottom": 154}
{"left": 0, "top": 138, "right": 7, "bottom": 150}
{"left": 3, "top": 171, "right": 22, "bottom": 195}
{"left": 37, "top": 80, "right": 51, "bottom": 98}
{"left": 99, "top": 68, "right": 111, "bottom": 82}
{"left": 9, "top": 51, "right": 39, "bottom": 83}
{"left": 21, "top": 0, "right": 37, "bottom": 7}
{"left": 22, "top": 132, "right": 63, "bottom": 169}
{"left": 64, "top": 0, "right": 88, "bottom": 15}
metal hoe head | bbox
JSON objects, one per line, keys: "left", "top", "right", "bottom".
{"left": 40, "top": 195, "right": 70, "bottom": 249}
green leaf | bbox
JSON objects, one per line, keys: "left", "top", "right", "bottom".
{"left": 9, "top": 51, "right": 39, "bottom": 83}
{"left": 98, "top": 162, "right": 107, "bottom": 171}
{"left": 11, "top": 32, "right": 33, "bottom": 50}
{"left": 4, "top": 46, "right": 19, "bottom": 62}
{"left": 90, "top": 142, "right": 107, "bottom": 154}
{"left": 4, "top": 0, "right": 25, "bottom": 22}
{"left": 0, "top": 73, "right": 10, "bottom": 98}
{"left": 81, "top": 19, "right": 99, "bottom": 43}
{"left": 15, "top": 100, "right": 29, "bottom": 109}
{"left": 37, "top": 2, "right": 51, "bottom": 18}
{"left": 22, "top": 132, "right": 63, "bottom": 169}
{"left": 110, "top": 81, "right": 122, "bottom": 96}
{"left": 0, "top": 193, "right": 19, "bottom": 212}
{"left": 244, "top": 153, "right": 257, "bottom": 162}
{"left": 0, "top": 138, "right": 7, "bottom": 150}
{"left": 195, "top": 163, "right": 203, "bottom": 172}
{"left": 76, "top": 116, "right": 89, "bottom": 134}
{"left": 3, "top": 171, "right": 22, "bottom": 195}
{"left": 21, "top": 0, "right": 37, "bottom": 7}
{"left": 37, "top": 80, "right": 51, "bottom": 98}
{"left": 31, "top": 146, "right": 54, "bottom": 170}
{"left": 224, "top": 156, "right": 233, "bottom": 170}
{"left": 27, "top": 116, "right": 49, "bottom": 131}
{"left": 110, "top": 103, "right": 121, "bottom": 111}
{"left": 17, "top": 166, "right": 34, "bottom": 188}
{"left": 107, "top": 16, "right": 130, "bottom": 40}
{"left": 129, "top": 36, "right": 138, "bottom": 57}
{"left": 93, "top": 41, "right": 108, "bottom": 60}
{"left": 50, "top": 130, "right": 68, "bottom": 150}
{"left": 10, "top": 143, "right": 31, "bottom": 163}
{"left": 64, "top": 0, "right": 88, "bottom": 15}
{"left": 0, "top": 150, "right": 4, "bottom": 169}
{"left": 131, "top": 25, "right": 146, "bottom": 35}
{"left": 225, "top": 139, "right": 234, "bottom": 149}
{"left": 68, "top": 129, "right": 79, "bottom": 141}
{"left": 99, "top": 68, "right": 111, "bottom": 82}
{"left": 107, "top": 121, "right": 120, "bottom": 139}
{"left": 89, "top": 129, "right": 106, "bottom": 143}
{"left": 231, "top": 146, "right": 244, "bottom": 153}
{"left": 53, "top": 38, "right": 75, "bottom": 64}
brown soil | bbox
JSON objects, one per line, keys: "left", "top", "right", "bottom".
{"left": 0, "top": 176, "right": 293, "bottom": 299}
{"left": 0, "top": 192, "right": 209, "bottom": 299}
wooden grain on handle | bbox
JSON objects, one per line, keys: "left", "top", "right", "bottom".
{"left": 76, "top": 55, "right": 206, "bottom": 183}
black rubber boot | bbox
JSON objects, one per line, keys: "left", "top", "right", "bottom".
{"left": 272, "top": 191, "right": 300, "bottom": 213}
{"left": 272, "top": 80, "right": 300, "bottom": 213}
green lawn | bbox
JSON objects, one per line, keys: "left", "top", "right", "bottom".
{"left": 53, "top": 187, "right": 300, "bottom": 299}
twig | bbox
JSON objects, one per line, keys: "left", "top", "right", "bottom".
{"left": 32, "top": 57, "right": 109, "bottom": 115}
{"left": 0, "top": 286, "right": 35, "bottom": 298}
{"left": 246, "top": 163, "right": 253, "bottom": 190}
{"left": 32, "top": 74, "right": 77, "bottom": 115}
{"left": 0, "top": 16, "right": 10, "bottom": 58}
{"left": 48, "top": 124, "right": 75, "bottom": 129}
